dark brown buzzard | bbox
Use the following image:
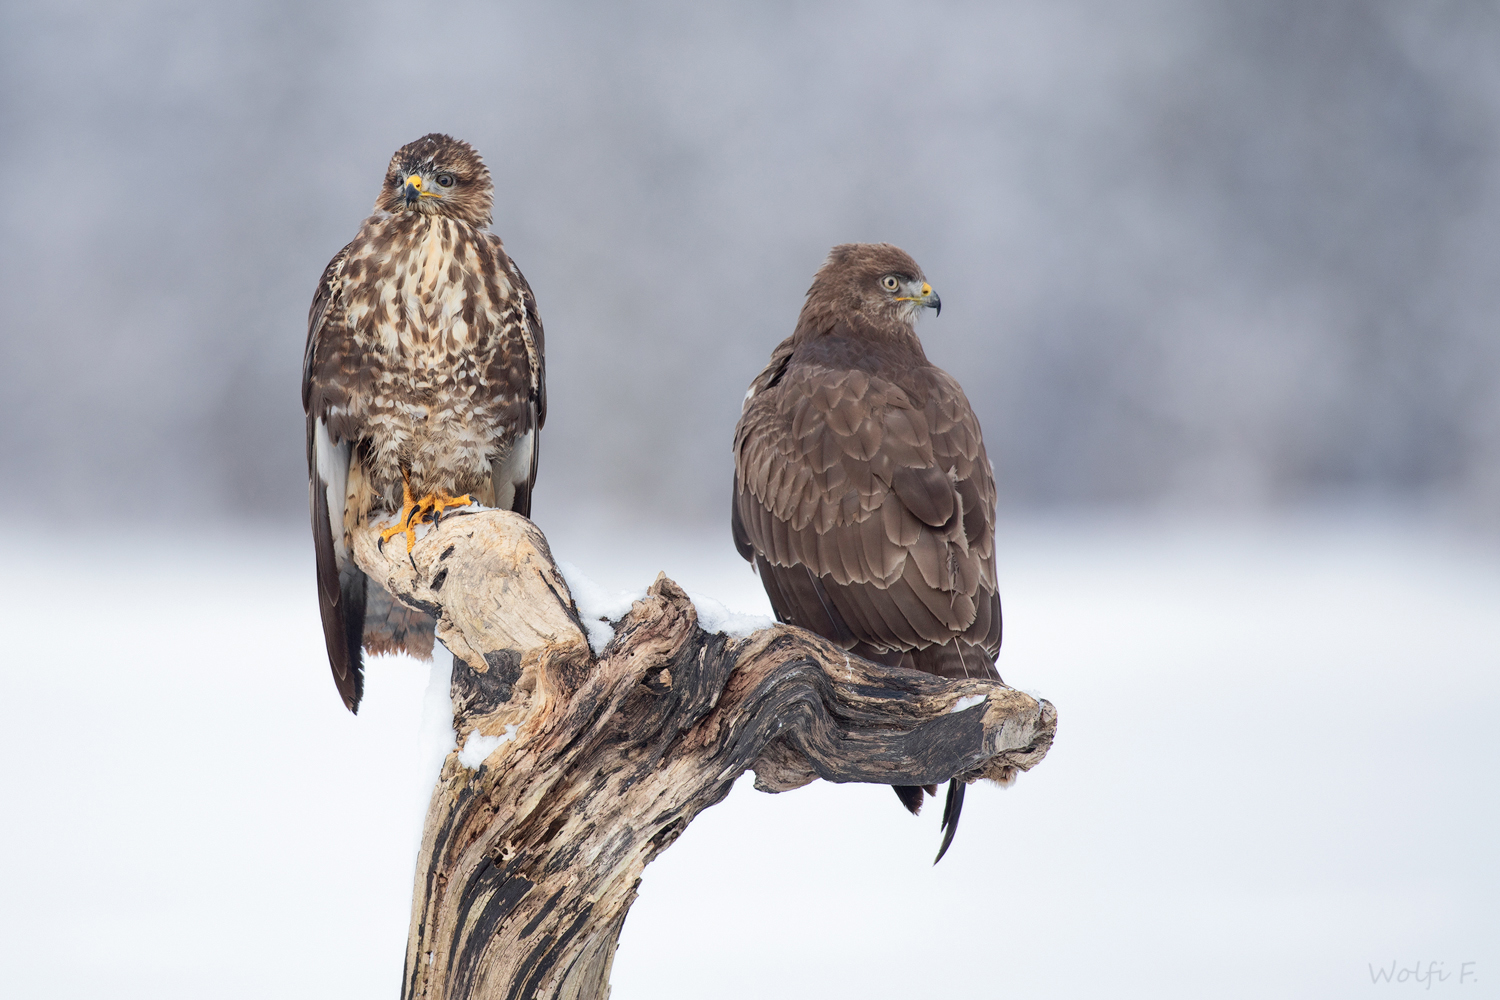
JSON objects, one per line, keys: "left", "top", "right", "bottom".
{"left": 731, "top": 243, "right": 1001, "bottom": 862}
{"left": 303, "top": 133, "right": 545, "bottom": 713}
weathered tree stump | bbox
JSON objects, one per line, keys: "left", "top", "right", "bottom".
{"left": 351, "top": 509, "right": 1056, "bottom": 1000}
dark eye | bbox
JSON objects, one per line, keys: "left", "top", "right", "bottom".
{"left": 881, "top": 275, "right": 900, "bottom": 291}
{"left": 435, "top": 172, "right": 457, "bottom": 188}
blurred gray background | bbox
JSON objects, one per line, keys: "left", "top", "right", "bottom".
{"left": 5, "top": 6, "right": 1499, "bottom": 997}
{"left": 3, "top": 0, "right": 1498, "bottom": 529}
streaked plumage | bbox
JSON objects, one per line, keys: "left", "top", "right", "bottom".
{"left": 732, "top": 243, "right": 1001, "bottom": 861}
{"left": 303, "top": 133, "right": 545, "bottom": 712}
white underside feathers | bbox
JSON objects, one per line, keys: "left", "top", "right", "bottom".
{"left": 314, "top": 418, "right": 351, "bottom": 565}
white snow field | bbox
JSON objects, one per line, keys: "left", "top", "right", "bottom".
{"left": 1, "top": 516, "right": 1495, "bottom": 999}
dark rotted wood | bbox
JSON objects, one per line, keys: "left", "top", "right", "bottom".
{"left": 350, "top": 509, "right": 1056, "bottom": 1000}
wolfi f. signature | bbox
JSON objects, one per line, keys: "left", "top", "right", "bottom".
{"left": 1369, "top": 961, "right": 1478, "bottom": 987}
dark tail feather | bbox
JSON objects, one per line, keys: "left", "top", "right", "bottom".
{"left": 893, "top": 784, "right": 926, "bottom": 815}
{"left": 332, "top": 565, "right": 367, "bottom": 713}
{"left": 511, "top": 476, "right": 534, "bottom": 519}
{"left": 934, "top": 779, "right": 965, "bottom": 864}
{"left": 362, "top": 578, "right": 435, "bottom": 661}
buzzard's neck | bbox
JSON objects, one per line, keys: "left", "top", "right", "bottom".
{"left": 792, "top": 313, "right": 929, "bottom": 371}
{"left": 794, "top": 322, "right": 929, "bottom": 376}
{"left": 359, "top": 210, "right": 485, "bottom": 245}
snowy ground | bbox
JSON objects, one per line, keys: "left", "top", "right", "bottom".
{"left": 1, "top": 515, "right": 1495, "bottom": 998}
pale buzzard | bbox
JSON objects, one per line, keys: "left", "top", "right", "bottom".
{"left": 303, "top": 134, "right": 545, "bottom": 712}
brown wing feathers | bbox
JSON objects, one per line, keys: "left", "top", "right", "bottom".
{"left": 735, "top": 360, "right": 1000, "bottom": 665}
{"left": 305, "top": 245, "right": 365, "bottom": 712}
{"left": 733, "top": 243, "right": 1002, "bottom": 861}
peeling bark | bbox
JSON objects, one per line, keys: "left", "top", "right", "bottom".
{"left": 351, "top": 509, "right": 1056, "bottom": 1000}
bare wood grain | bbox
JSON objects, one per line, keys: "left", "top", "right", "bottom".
{"left": 351, "top": 509, "right": 1056, "bottom": 1000}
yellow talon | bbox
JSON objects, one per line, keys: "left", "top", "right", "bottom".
{"left": 379, "top": 473, "right": 472, "bottom": 553}
{"left": 378, "top": 475, "right": 420, "bottom": 552}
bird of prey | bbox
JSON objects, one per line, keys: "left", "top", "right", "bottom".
{"left": 303, "top": 133, "right": 545, "bottom": 713}
{"left": 731, "top": 243, "right": 1001, "bottom": 862}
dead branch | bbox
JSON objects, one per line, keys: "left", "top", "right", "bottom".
{"left": 350, "top": 509, "right": 1056, "bottom": 1000}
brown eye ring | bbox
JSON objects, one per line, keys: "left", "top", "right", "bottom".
{"left": 434, "top": 172, "right": 457, "bottom": 188}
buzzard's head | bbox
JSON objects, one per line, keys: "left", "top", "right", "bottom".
{"left": 376, "top": 133, "right": 495, "bottom": 227}
{"left": 800, "top": 243, "right": 941, "bottom": 338}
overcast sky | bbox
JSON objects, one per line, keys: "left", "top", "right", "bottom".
{"left": 3, "top": 0, "right": 1497, "bottom": 529}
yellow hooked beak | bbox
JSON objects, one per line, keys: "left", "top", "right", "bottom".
{"left": 897, "top": 282, "right": 942, "bottom": 315}
{"left": 403, "top": 173, "right": 442, "bottom": 205}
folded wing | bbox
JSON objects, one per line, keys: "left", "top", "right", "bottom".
{"left": 732, "top": 335, "right": 1001, "bottom": 680}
